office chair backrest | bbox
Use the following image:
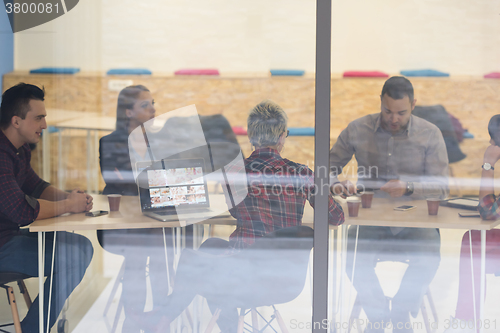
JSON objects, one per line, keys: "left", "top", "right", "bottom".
{"left": 219, "top": 225, "right": 314, "bottom": 308}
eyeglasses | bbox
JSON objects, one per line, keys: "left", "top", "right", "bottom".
{"left": 286, "top": 130, "right": 289, "bottom": 138}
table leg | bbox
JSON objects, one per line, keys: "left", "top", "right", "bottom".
{"left": 329, "top": 229, "right": 337, "bottom": 332}
{"left": 171, "top": 227, "right": 183, "bottom": 333}
{"left": 346, "top": 225, "right": 359, "bottom": 333}
{"left": 38, "top": 232, "right": 44, "bottom": 333}
{"left": 46, "top": 231, "right": 57, "bottom": 333}
{"left": 192, "top": 224, "right": 203, "bottom": 333}
{"left": 162, "top": 228, "right": 172, "bottom": 294}
{"left": 181, "top": 226, "right": 186, "bottom": 250}
{"left": 469, "top": 231, "right": 478, "bottom": 332}
{"left": 480, "top": 230, "right": 486, "bottom": 333}
{"left": 339, "top": 225, "right": 348, "bottom": 333}
{"left": 174, "top": 228, "right": 181, "bottom": 271}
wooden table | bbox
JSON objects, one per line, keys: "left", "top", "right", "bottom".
{"left": 336, "top": 198, "right": 500, "bottom": 333}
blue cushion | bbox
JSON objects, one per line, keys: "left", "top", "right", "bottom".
{"left": 107, "top": 68, "right": 152, "bottom": 75}
{"left": 30, "top": 67, "right": 80, "bottom": 74}
{"left": 400, "top": 69, "right": 449, "bottom": 77}
{"left": 288, "top": 127, "right": 315, "bottom": 136}
{"left": 270, "top": 69, "right": 305, "bottom": 76}
{"left": 463, "top": 131, "right": 474, "bottom": 139}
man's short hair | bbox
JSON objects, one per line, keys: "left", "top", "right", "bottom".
{"left": 248, "top": 100, "right": 288, "bottom": 147}
{"left": 381, "top": 76, "right": 414, "bottom": 103}
{"left": 0, "top": 83, "right": 45, "bottom": 130}
{"left": 488, "top": 114, "right": 500, "bottom": 146}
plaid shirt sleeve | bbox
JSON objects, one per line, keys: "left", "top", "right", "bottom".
{"left": 478, "top": 194, "right": 500, "bottom": 220}
{"left": 300, "top": 165, "right": 345, "bottom": 226}
{"left": 0, "top": 154, "right": 41, "bottom": 226}
{"left": 21, "top": 160, "right": 50, "bottom": 198}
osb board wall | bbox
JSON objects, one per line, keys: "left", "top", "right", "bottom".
{"left": 3, "top": 72, "right": 102, "bottom": 112}
{"left": 29, "top": 132, "right": 108, "bottom": 192}
{"left": 5, "top": 72, "right": 500, "bottom": 195}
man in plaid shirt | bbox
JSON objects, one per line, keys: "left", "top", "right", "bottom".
{"left": 227, "top": 100, "right": 344, "bottom": 250}
{"left": 143, "top": 101, "right": 344, "bottom": 332}
{"left": 0, "top": 83, "right": 94, "bottom": 333}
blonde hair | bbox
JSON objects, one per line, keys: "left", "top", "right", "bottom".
{"left": 248, "top": 100, "right": 288, "bottom": 147}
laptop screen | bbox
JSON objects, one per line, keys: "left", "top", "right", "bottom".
{"left": 137, "top": 158, "right": 210, "bottom": 211}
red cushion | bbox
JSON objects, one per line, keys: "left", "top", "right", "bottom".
{"left": 343, "top": 71, "right": 389, "bottom": 78}
{"left": 232, "top": 126, "right": 247, "bottom": 135}
{"left": 484, "top": 72, "right": 500, "bottom": 79}
{"left": 174, "top": 69, "right": 220, "bottom": 76}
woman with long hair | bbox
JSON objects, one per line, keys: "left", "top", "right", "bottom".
{"left": 99, "top": 85, "right": 169, "bottom": 332}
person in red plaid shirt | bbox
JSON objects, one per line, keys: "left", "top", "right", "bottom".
{"left": 227, "top": 100, "right": 344, "bottom": 249}
{"left": 142, "top": 101, "right": 344, "bottom": 332}
{"left": 0, "top": 83, "right": 93, "bottom": 333}
{"left": 445, "top": 114, "right": 500, "bottom": 333}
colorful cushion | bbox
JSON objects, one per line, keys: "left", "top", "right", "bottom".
{"left": 270, "top": 69, "right": 305, "bottom": 76}
{"left": 30, "top": 67, "right": 80, "bottom": 74}
{"left": 400, "top": 69, "right": 449, "bottom": 77}
{"left": 288, "top": 127, "right": 315, "bottom": 136}
{"left": 174, "top": 69, "right": 219, "bottom": 75}
{"left": 232, "top": 126, "right": 247, "bottom": 135}
{"left": 107, "top": 68, "right": 152, "bottom": 75}
{"left": 343, "top": 71, "right": 389, "bottom": 78}
{"left": 484, "top": 72, "right": 500, "bottom": 79}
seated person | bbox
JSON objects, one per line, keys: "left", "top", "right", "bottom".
{"left": 143, "top": 100, "right": 345, "bottom": 332}
{"left": 330, "top": 76, "right": 449, "bottom": 333}
{"left": 99, "top": 85, "right": 170, "bottom": 331}
{"left": 228, "top": 100, "right": 344, "bottom": 249}
{"left": 444, "top": 115, "right": 500, "bottom": 333}
{"left": 0, "top": 83, "right": 93, "bottom": 333}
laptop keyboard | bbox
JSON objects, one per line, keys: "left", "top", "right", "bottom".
{"left": 155, "top": 211, "right": 175, "bottom": 216}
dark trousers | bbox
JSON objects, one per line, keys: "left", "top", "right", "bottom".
{"left": 0, "top": 230, "right": 93, "bottom": 333}
{"left": 345, "top": 226, "right": 440, "bottom": 332}
{"left": 98, "top": 227, "right": 174, "bottom": 333}
{"left": 161, "top": 237, "right": 238, "bottom": 333}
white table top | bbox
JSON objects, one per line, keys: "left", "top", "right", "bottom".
{"left": 29, "top": 194, "right": 235, "bottom": 232}
{"left": 340, "top": 198, "right": 500, "bottom": 230}
{"left": 29, "top": 195, "right": 498, "bottom": 233}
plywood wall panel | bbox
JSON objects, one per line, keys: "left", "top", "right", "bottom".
{"left": 3, "top": 72, "right": 102, "bottom": 112}
{"left": 5, "top": 72, "right": 500, "bottom": 193}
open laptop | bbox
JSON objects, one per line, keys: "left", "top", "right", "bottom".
{"left": 136, "top": 158, "right": 212, "bottom": 221}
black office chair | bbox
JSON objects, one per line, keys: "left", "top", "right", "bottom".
{"left": 0, "top": 272, "right": 33, "bottom": 333}
{"left": 201, "top": 225, "right": 314, "bottom": 333}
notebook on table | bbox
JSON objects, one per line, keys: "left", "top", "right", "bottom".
{"left": 136, "top": 158, "right": 213, "bottom": 222}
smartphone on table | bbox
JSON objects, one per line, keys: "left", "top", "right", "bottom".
{"left": 458, "top": 212, "right": 481, "bottom": 218}
{"left": 394, "top": 205, "right": 416, "bottom": 211}
{"left": 85, "top": 210, "right": 109, "bottom": 217}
